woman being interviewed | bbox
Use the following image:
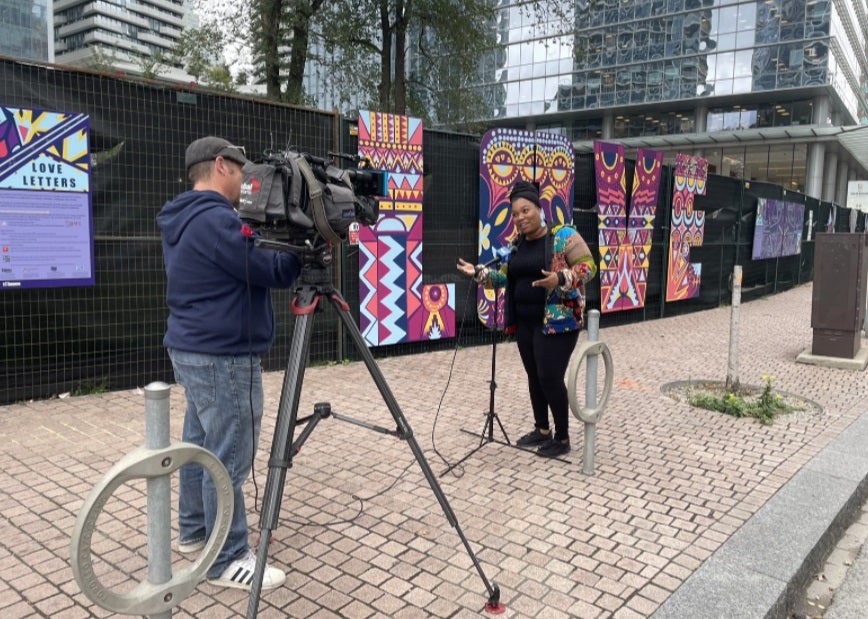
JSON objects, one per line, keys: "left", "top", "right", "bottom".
{"left": 457, "top": 180, "right": 597, "bottom": 458}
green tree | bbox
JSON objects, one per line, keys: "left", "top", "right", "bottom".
{"left": 196, "top": 0, "right": 574, "bottom": 119}
{"left": 170, "top": 24, "right": 225, "bottom": 84}
{"left": 312, "top": 0, "right": 499, "bottom": 122}
{"left": 244, "top": 0, "right": 325, "bottom": 102}
{"left": 83, "top": 45, "right": 124, "bottom": 74}
{"left": 134, "top": 50, "right": 170, "bottom": 80}
{"left": 310, "top": 0, "right": 575, "bottom": 125}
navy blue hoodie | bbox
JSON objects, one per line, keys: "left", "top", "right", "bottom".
{"left": 156, "top": 190, "right": 301, "bottom": 355}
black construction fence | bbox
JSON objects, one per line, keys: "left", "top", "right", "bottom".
{"left": 1, "top": 58, "right": 861, "bottom": 404}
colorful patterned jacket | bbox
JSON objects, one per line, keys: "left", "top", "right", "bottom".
{"left": 480, "top": 224, "right": 597, "bottom": 334}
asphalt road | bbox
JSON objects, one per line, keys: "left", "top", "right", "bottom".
{"left": 793, "top": 496, "right": 868, "bottom": 618}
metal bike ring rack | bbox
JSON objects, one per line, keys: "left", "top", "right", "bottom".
{"left": 567, "top": 340, "right": 614, "bottom": 424}
{"left": 70, "top": 443, "right": 233, "bottom": 615}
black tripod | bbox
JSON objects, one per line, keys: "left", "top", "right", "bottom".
{"left": 246, "top": 244, "right": 502, "bottom": 618}
{"left": 441, "top": 279, "right": 511, "bottom": 476}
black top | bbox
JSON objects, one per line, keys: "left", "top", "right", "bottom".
{"left": 508, "top": 234, "right": 547, "bottom": 324}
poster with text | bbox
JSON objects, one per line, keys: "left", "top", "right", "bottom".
{"left": 0, "top": 106, "right": 92, "bottom": 289}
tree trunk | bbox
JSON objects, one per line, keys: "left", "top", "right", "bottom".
{"left": 378, "top": 0, "right": 392, "bottom": 111}
{"left": 393, "top": 0, "right": 406, "bottom": 114}
{"left": 260, "top": 0, "right": 284, "bottom": 99}
{"left": 285, "top": 0, "right": 324, "bottom": 104}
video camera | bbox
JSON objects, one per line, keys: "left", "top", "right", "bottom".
{"left": 237, "top": 148, "right": 386, "bottom": 248}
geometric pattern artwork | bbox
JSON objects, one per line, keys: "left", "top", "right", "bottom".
{"left": 594, "top": 141, "right": 663, "bottom": 313}
{"left": 357, "top": 110, "right": 455, "bottom": 346}
{"left": 0, "top": 107, "right": 90, "bottom": 189}
{"left": 752, "top": 198, "right": 804, "bottom": 259}
{"left": 477, "top": 128, "right": 574, "bottom": 328}
{"left": 666, "top": 153, "right": 708, "bottom": 302}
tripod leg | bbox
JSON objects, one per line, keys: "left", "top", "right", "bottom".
{"left": 327, "top": 291, "right": 502, "bottom": 609}
{"left": 246, "top": 287, "right": 319, "bottom": 619}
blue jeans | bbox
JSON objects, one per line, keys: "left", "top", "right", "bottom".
{"left": 168, "top": 348, "right": 263, "bottom": 578}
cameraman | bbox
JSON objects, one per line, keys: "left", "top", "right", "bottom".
{"left": 156, "top": 136, "right": 300, "bottom": 591}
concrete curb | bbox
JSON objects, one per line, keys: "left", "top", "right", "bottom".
{"left": 652, "top": 411, "right": 868, "bottom": 619}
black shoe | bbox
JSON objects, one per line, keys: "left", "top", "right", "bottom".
{"left": 536, "top": 440, "right": 570, "bottom": 458}
{"left": 515, "top": 428, "right": 552, "bottom": 447}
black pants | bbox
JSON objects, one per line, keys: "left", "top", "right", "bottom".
{"left": 515, "top": 322, "right": 579, "bottom": 442}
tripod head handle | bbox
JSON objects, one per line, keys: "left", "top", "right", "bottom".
{"left": 254, "top": 238, "right": 308, "bottom": 253}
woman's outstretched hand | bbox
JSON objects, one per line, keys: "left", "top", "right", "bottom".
{"left": 456, "top": 258, "right": 477, "bottom": 278}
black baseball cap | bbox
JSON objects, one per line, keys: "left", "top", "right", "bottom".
{"left": 185, "top": 136, "right": 248, "bottom": 171}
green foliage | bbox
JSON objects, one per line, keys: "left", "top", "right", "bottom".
{"left": 687, "top": 375, "right": 796, "bottom": 425}
{"left": 134, "top": 51, "right": 170, "bottom": 80}
{"left": 84, "top": 45, "right": 124, "bottom": 74}
{"left": 169, "top": 24, "right": 239, "bottom": 91}
{"left": 242, "top": 0, "right": 326, "bottom": 102}
{"left": 70, "top": 380, "right": 110, "bottom": 397}
{"left": 189, "top": 0, "right": 575, "bottom": 120}
{"left": 233, "top": 0, "right": 575, "bottom": 122}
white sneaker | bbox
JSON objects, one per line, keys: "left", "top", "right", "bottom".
{"left": 176, "top": 538, "right": 205, "bottom": 554}
{"left": 207, "top": 548, "right": 286, "bottom": 591}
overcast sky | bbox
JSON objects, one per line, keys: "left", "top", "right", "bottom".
{"left": 189, "top": 0, "right": 253, "bottom": 78}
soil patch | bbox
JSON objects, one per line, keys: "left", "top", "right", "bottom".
{"left": 662, "top": 379, "right": 824, "bottom": 422}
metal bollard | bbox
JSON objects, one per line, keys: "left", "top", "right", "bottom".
{"left": 726, "top": 266, "right": 742, "bottom": 392}
{"left": 567, "top": 310, "right": 614, "bottom": 475}
{"left": 584, "top": 313, "right": 600, "bottom": 475}
{"left": 145, "top": 382, "right": 172, "bottom": 619}
{"left": 70, "top": 382, "right": 234, "bottom": 616}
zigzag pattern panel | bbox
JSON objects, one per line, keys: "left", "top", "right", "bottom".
{"left": 594, "top": 142, "right": 663, "bottom": 313}
{"left": 358, "top": 239, "right": 380, "bottom": 344}
{"left": 666, "top": 153, "right": 708, "bottom": 302}
{"left": 626, "top": 148, "right": 664, "bottom": 309}
{"left": 357, "top": 110, "right": 455, "bottom": 346}
{"left": 375, "top": 234, "right": 408, "bottom": 345}
{"left": 478, "top": 128, "right": 574, "bottom": 329}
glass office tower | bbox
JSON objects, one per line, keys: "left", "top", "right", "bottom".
{"left": 466, "top": 0, "right": 867, "bottom": 194}
{"left": 0, "top": 0, "right": 54, "bottom": 62}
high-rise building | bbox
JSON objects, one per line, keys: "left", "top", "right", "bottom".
{"left": 472, "top": 0, "right": 867, "bottom": 197}
{"left": 0, "top": 0, "right": 54, "bottom": 62}
{"left": 53, "top": 0, "right": 191, "bottom": 81}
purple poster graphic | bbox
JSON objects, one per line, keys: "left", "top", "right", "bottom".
{"left": 594, "top": 141, "right": 663, "bottom": 313}
{"left": 666, "top": 153, "right": 707, "bottom": 302}
{"left": 752, "top": 198, "right": 804, "bottom": 259}
{"left": 0, "top": 106, "right": 93, "bottom": 289}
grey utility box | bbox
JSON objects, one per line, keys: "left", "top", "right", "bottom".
{"left": 811, "top": 233, "right": 868, "bottom": 359}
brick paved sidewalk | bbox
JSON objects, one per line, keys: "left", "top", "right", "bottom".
{"left": 2, "top": 282, "right": 867, "bottom": 618}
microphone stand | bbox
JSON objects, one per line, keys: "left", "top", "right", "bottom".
{"left": 440, "top": 254, "right": 512, "bottom": 476}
